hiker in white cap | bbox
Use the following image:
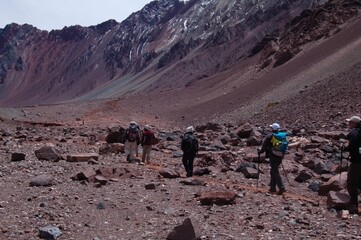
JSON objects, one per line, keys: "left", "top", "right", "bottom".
{"left": 140, "top": 125, "right": 156, "bottom": 164}
{"left": 124, "top": 121, "right": 141, "bottom": 162}
{"left": 258, "top": 123, "right": 288, "bottom": 194}
{"left": 181, "top": 126, "right": 199, "bottom": 177}
{"left": 343, "top": 115, "right": 361, "bottom": 214}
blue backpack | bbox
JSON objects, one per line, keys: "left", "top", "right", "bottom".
{"left": 271, "top": 132, "right": 288, "bottom": 157}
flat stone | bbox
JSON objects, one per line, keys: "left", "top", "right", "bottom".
{"left": 66, "top": 153, "right": 99, "bottom": 162}
{"left": 30, "top": 175, "right": 54, "bottom": 187}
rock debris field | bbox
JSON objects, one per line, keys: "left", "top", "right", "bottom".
{"left": 0, "top": 119, "right": 360, "bottom": 240}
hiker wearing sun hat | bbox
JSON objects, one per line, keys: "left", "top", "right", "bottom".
{"left": 343, "top": 115, "right": 361, "bottom": 214}
{"left": 258, "top": 122, "right": 288, "bottom": 195}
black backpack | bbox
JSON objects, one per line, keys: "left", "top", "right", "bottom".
{"left": 182, "top": 134, "right": 198, "bottom": 153}
{"left": 127, "top": 126, "right": 139, "bottom": 142}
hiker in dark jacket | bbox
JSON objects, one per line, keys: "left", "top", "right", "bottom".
{"left": 141, "top": 125, "right": 156, "bottom": 164}
{"left": 343, "top": 116, "right": 361, "bottom": 214}
{"left": 258, "top": 123, "right": 286, "bottom": 194}
{"left": 181, "top": 126, "right": 199, "bottom": 177}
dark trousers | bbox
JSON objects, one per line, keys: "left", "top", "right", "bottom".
{"left": 270, "top": 156, "right": 285, "bottom": 191}
{"left": 182, "top": 152, "right": 196, "bottom": 177}
{"left": 347, "top": 163, "right": 361, "bottom": 205}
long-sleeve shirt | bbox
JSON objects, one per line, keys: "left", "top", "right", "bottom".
{"left": 344, "top": 128, "right": 361, "bottom": 163}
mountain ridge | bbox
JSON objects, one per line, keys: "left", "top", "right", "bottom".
{"left": 0, "top": 0, "right": 360, "bottom": 129}
{"left": 0, "top": 0, "right": 323, "bottom": 106}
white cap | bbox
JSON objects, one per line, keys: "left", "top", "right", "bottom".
{"left": 144, "top": 125, "right": 150, "bottom": 130}
{"left": 269, "top": 123, "right": 280, "bottom": 130}
{"left": 186, "top": 126, "right": 194, "bottom": 133}
{"left": 130, "top": 121, "right": 136, "bottom": 125}
{"left": 346, "top": 116, "right": 361, "bottom": 123}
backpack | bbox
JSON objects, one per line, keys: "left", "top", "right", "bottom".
{"left": 142, "top": 130, "right": 156, "bottom": 145}
{"left": 271, "top": 132, "right": 288, "bottom": 157}
{"left": 127, "top": 126, "right": 139, "bottom": 142}
{"left": 182, "top": 134, "right": 198, "bottom": 153}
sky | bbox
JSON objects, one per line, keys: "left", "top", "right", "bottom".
{"left": 0, "top": 0, "right": 153, "bottom": 31}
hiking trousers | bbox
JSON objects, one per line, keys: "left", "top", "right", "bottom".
{"left": 347, "top": 163, "right": 361, "bottom": 205}
{"left": 142, "top": 145, "right": 152, "bottom": 163}
{"left": 125, "top": 141, "right": 137, "bottom": 161}
{"left": 270, "top": 156, "right": 285, "bottom": 191}
{"left": 182, "top": 152, "right": 196, "bottom": 177}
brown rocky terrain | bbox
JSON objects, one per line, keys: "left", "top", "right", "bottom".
{"left": 0, "top": 0, "right": 361, "bottom": 239}
{"left": 0, "top": 117, "right": 359, "bottom": 240}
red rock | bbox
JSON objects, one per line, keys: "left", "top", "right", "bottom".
{"left": 199, "top": 191, "right": 237, "bottom": 205}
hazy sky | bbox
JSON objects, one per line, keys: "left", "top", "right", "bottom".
{"left": 0, "top": 0, "right": 153, "bottom": 31}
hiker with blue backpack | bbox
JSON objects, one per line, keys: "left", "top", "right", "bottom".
{"left": 181, "top": 126, "right": 199, "bottom": 177}
{"left": 258, "top": 123, "right": 288, "bottom": 195}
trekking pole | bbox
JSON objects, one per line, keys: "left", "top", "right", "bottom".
{"left": 281, "top": 160, "right": 292, "bottom": 187}
{"left": 257, "top": 152, "right": 261, "bottom": 188}
{"left": 339, "top": 144, "right": 343, "bottom": 184}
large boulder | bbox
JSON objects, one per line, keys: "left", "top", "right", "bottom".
{"left": 304, "top": 158, "right": 330, "bottom": 174}
{"left": 195, "top": 122, "right": 222, "bottom": 132}
{"left": 35, "top": 146, "right": 62, "bottom": 162}
{"left": 318, "top": 172, "right": 347, "bottom": 196}
{"left": 235, "top": 123, "right": 253, "bottom": 139}
{"left": 159, "top": 168, "right": 180, "bottom": 178}
{"left": 166, "top": 217, "right": 201, "bottom": 240}
{"left": 38, "top": 225, "right": 62, "bottom": 240}
{"left": 72, "top": 168, "right": 97, "bottom": 182}
{"left": 11, "top": 152, "right": 26, "bottom": 161}
{"left": 99, "top": 143, "right": 125, "bottom": 155}
{"left": 105, "top": 126, "right": 126, "bottom": 143}
{"left": 242, "top": 167, "right": 259, "bottom": 179}
{"left": 326, "top": 191, "right": 351, "bottom": 210}
{"left": 295, "top": 169, "right": 313, "bottom": 182}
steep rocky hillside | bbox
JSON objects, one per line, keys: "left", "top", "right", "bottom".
{"left": 0, "top": 0, "right": 359, "bottom": 132}
{"left": 0, "top": 0, "right": 323, "bottom": 107}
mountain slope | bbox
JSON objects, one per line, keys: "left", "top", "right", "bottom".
{"left": 0, "top": 0, "right": 323, "bottom": 106}
{"left": 0, "top": 0, "right": 360, "bottom": 130}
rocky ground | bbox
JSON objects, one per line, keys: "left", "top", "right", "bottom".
{"left": 0, "top": 2, "right": 360, "bottom": 240}
{"left": 0, "top": 117, "right": 360, "bottom": 240}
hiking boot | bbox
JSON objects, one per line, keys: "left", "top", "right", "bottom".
{"left": 269, "top": 188, "right": 277, "bottom": 194}
{"left": 277, "top": 188, "right": 286, "bottom": 195}
{"left": 349, "top": 204, "right": 359, "bottom": 215}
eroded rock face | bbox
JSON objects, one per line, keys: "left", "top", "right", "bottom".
{"left": 0, "top": 0, "right": 328, "bottom": 107}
